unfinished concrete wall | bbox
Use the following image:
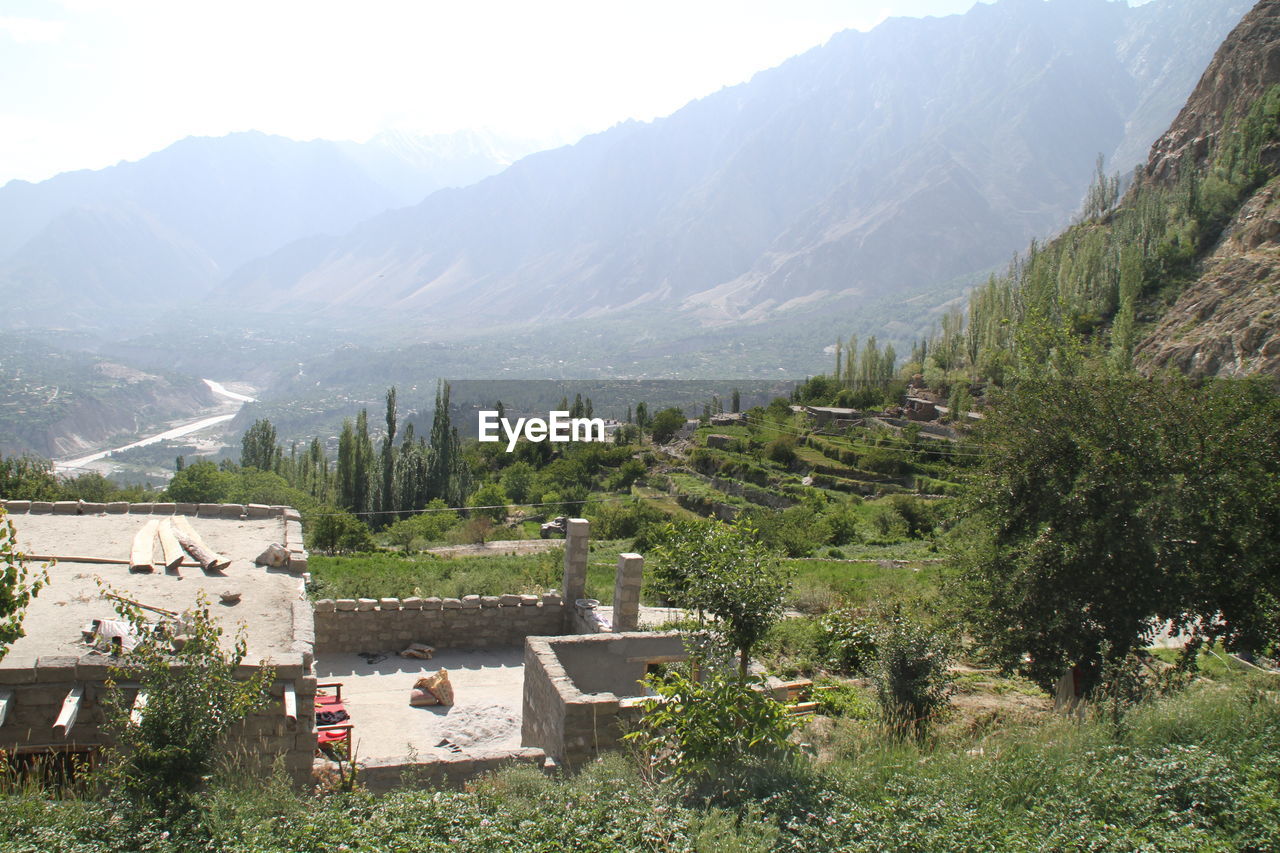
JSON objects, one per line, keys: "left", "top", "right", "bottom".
{"left": 312, "top": 595, "right": 564, "bottom": 653}
{"left": 521, "top": 632, "right": 685, "bottom": 766}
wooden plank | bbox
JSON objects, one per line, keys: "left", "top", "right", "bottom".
{"left": 129, "top": 519, "right": 160, "bottom": 572}
{"left": 171, "top": 516, "right": 230, "bottom": 571}
{"left": 0, "top": 687, "right": 12, "bottom": 727}
{"left": 786, "top": 701, "right": 820, "bottom": 716}
{"left": 131, "top": 690, "right": 149, "bottom": 726}
{"left": 104, "top": 592, "right": 178, "bottom": 618}
{"left": 156, "top": 519, "right": 184, "bottom": 571}
{"left": 23, "top": 555, "right": 200, "bottom": 567}
{"left": 282, "top": 682, "right": 297, "bottom": 722}
{"left": 53, "top": 685, "right": 84, "bottom": 736}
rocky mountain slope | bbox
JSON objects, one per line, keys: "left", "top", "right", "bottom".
{"left": 217, "top": 0, "right": 1250, "bottom": 332}
{"left": 1134, "top": 0, "right": 1280, "bottom": 376}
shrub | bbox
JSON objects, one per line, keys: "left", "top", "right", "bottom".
{"left": 766, "top": 435, "right": 797, "bottom": 466}
{"left": 819, "top": 609, "right": 878, "bottom": 674}
{"left": 624, "top": 664, "right": 798, "bottom": 805}
{"left": 308, "top": 510, "right": 375, "bottom": 554}
{"left": 870, "top": 614, "right": 954, "bottom": 741}
{"left": 102, "top": 594, "right": 273, "bottom": 814}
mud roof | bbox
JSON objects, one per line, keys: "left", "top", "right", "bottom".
{"left": 0, "top": 502, "right": 310, "bottom": 674}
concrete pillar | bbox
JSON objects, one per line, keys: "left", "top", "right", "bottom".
{"left": 612, "top": 553, "right": 643, "bottom": 632}
{"left": 562, "top": 518, "right": 590, "bottom": 605}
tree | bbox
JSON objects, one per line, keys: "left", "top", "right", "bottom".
{"left": 956, "top": 376, "right": 1280, "bottom": 695}
{"left": 469, "top": 482, "right": 509, "bottom": 523}
{"left": 0, "top": 508, "right": 46, "bottom": 660}
{"left": 0, "top": 454, "right": 60, "bottom": 501}
{"left": 379, "top": 387, "right": 398, "bottom": 519}
{"left": 240, "top": 419, "right": 279, "bottom": 471}
{"left": 649, "top": 407, "right": 686, "bottom": 444}
{"left": 164, "top": 460, "right": 232, "bottom": 503}
{"left": 500, "top": 461, "right": 534, "bottom": 504}
{"left": 649, "top": 520, "right": 791, "bottom": 676}
{"left": 309, "top": 510, "right": 375, "bottom": 554}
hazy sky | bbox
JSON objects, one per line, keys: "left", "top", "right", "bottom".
{"left": 1, "top": 0, "right": 1134, "bottom": 186}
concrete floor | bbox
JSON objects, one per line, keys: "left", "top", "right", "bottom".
{"left": 314, "top": 648, "right": 526, "bottom": 762}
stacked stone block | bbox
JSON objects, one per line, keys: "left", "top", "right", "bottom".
{"left": 312, "top": 595, "right": 565, "bottom": 653}
{"left": 612, "top": 553, "right": 643, "bottom": 632}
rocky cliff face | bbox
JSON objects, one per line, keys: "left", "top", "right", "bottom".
{"left": 1136, "top": 0, "right": 1280, "bottom": 377}
{"left": 1140, "top": 0, "right": 1280, "bottom": 186}
{"left": 1137, "top": 175, "right": 1280, "bottom": 375}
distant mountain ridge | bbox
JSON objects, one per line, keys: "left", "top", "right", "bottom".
{"left": 215, "top": 0, "right": 1252, "bottom": 332}
{"left": 0, "top": 129, "right": 533, "bottom": 327}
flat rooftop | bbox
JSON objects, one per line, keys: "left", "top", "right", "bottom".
{"left": 315, "top": 648, "right": 524, "bottom": 763}
{"left": 2, "top": 509, "right": 305, "bottom": 669}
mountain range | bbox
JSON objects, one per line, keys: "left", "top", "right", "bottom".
{"left": 0, "top": 0, "right": 1256, "bottom": 353}
{"left": 216, "top": 0, "right": 1252, "bottom": 331}
{"left": 0, "top": 129, "right": 535, "bottom": 327}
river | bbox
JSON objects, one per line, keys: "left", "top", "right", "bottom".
{"left": 53, "top": 379, "right": 256, "bottom": 474}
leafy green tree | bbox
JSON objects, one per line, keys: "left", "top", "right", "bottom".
{"left": 0, "top": 508, "right": 46, "bottom": 660}
{"left": 102, "top": 593, "right": 273, "bottom": 813}
{"left": 379, "top": 387, "right": 398, "bottom": 519}
{"left": 164, "top": 460, "right": 233, "bottom": 503}
{"left": 309, "top": 510, "right": 375, "bottom": 554}
{"left": 469, "top": 482, "right": 509, "bottom": 523}
{"left": 957, "top": 377, "right": 1280, "bottom": 695}
{"left": 500, "top": 461, "right": 535, "bottom": 504}
{"left": 649, "top": 520, "right": 791, "bottom": 676}
{"left": 649, "top": 407, "right": 686, "bottom": 444}
{"left": 239, "top": 419, "right": 279, "bottom": 471}
{"left": 0, "top": 454, "right": 60, "bottom": 501}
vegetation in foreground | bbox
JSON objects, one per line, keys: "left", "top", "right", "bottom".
{"left": 1, "top": 681, "right": 1277, "bottom": 852}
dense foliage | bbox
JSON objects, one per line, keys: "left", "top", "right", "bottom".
{"left": 956, "top": 375, "right": 1280, "bottom": 692}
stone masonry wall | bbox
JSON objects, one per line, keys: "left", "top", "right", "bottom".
{"left": 312, "top": 594, "right": 566, "bottom": 653}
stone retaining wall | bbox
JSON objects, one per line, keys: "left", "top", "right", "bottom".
{"left": 312, "top": 594, "right": 566, "bottom": 653}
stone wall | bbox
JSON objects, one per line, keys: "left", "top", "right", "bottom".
{"left": 312, "top": 594, "right": 566, "bottom": 653}
{"left": 0, "top": 669, "right": 317, "bottom": 787}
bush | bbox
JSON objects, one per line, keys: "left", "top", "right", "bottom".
{"left": 871, "top": 614, "right": 954, "bottom": 741}
{"left": 819, "top": 609, "right": 878, "bottom": 674}
{"left": 102, "top": 595, "right": 273, "bottom": 814}
{"left": 766, "top": 435, "right": 797, "bottom": 466}
{"left": 586, "top": 498, "right": 666, "bottom": 540}
{"left": 624, "top": 664, "right": 798, "bottom": 805}
{"left": 308, "top": 510, "right": 375, "bottom": 554}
